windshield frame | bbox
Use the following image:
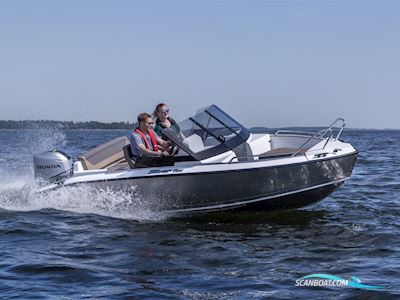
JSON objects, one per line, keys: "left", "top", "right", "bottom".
{"left": 162, "top": 105, "right": 250, "bottom": 161}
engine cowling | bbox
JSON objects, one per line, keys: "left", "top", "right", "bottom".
{"left": 33, "top": 150, "right": 73, "bottom": 183}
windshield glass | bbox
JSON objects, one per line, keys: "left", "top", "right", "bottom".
{"left": 162, "top": 105, "right": 250, "bottom": 160}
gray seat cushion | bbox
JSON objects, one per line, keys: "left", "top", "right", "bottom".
{"left": 123, "top": 144, "right": 136, "bottom": 169}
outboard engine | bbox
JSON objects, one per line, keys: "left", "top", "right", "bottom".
{"left": 33, "top": 150, "right": 73, "bottom": 183}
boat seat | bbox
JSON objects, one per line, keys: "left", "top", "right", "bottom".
{"left": 261, "top": 147, "right": 307, "bottom": 157}
{"left": 123, "top": 144, "right": 136, "bottom": 169}
{"left": 78, "top": 136, "right": 130, "bottom": 170}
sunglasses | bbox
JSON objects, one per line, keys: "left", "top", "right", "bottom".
{"left": 161, "top": 109, "right": 170, "bottom": 113}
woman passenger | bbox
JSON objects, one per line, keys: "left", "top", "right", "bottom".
{"left": 153, "top": 103, "right": 183, "bottom": 141}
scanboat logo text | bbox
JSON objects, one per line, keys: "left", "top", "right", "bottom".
{"left": 295, "top": 274, "right": 384, "bottom": 290}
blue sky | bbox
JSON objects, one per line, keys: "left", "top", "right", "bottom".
{"left": 0, "top": 0, "right": 399, "bottom": 129}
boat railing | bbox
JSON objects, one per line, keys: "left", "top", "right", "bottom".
{"left": 278, "top": 118, "right": 345, "bottom": 157}
{"left": 227, "top": 118, "right": 346, "bottom": 163}
{"left": 274, "top": 118, "right": 345, "bottom": 139}
{"left": 274, "top": 130, "right": 317, "bottom": 137}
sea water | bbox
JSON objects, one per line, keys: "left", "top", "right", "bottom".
{"left": 0, "top": 128, "right": 399, "bottom": 299}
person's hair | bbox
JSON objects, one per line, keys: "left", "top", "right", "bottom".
{"left": 137, "top": 112, "right": 152, "bottom": 124}
{"left": 153, "top": 103, "right": 167, "bottom": 118}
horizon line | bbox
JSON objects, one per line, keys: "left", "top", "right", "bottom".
{"left": 0, "top": 119, "right": 399, "bottom": 131}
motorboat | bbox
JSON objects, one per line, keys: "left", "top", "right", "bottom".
{"left": 33, "top": 105, "right": 358, "bottom": 215}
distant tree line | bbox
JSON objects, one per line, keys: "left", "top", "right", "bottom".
{"left": 0, "top": 120, "right": 137, "bottom": 129}
{"left": 0, "top": 120, "right": 383, "bottom": 131}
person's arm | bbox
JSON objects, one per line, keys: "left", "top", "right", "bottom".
{"left": 154, "top": 138, "right": 170, "bottom": 156}
{"left": 156, "top": 137, "right": 170, "bottom": 148}
{"left": 137, "top": 144, "right": 164, "bottom": 157}
{"left": 133, "top": 132, "right": 167, "bottom": 157}
{"left": 152, "top": 130, "right": 170, "bottom": 152}
{"left": 170, "top": 119, "right": 185, "bottom": 140}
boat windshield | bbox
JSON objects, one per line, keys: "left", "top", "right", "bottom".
{"left": 162, "top": 105, "right": 250, "bottom": 160}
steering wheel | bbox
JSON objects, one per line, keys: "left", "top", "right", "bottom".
{"left": 168, "top": 143, "right": 179, "bottom": 156}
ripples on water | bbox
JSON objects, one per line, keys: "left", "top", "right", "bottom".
{"left": 0, "top": 128, "right": 399, "bottom": 299}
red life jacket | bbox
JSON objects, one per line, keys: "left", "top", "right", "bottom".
{"left": 135, "top": 128, "right": 159, "bottom": 151}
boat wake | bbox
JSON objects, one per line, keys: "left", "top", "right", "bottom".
{"left": 0, "top": 125, "right": 169, "bottom": 222}
{"left": 0, "top": 176, "right": 169, "bottom": 222}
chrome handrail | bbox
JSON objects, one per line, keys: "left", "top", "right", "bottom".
{"left": 288, "top": 118, "right": 346, "bottom": 157}
{"left": 328, "top": 118, "right": 346, "bottom": 140}
{"left": 290, "top": 128, "right": 332, "bottom": 157}
{"left": 227, "top": 118, "right": 346, "bottom": 162}
{"left": 322, "top": 131, "right": 334, "bottom": 149}
{"left": 274, "top": 130, "right": 317, "bottom": 136}
{"left": 274, "top": 118, "right": 345, "bottom": 139}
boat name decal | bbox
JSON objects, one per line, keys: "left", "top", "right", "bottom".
{"left": 148, "top": 168, "right": 183, "bottom": 175}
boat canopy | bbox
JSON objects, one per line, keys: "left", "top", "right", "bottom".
{"left": 162, "top": 105, "right": 250, "bottom": 160}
